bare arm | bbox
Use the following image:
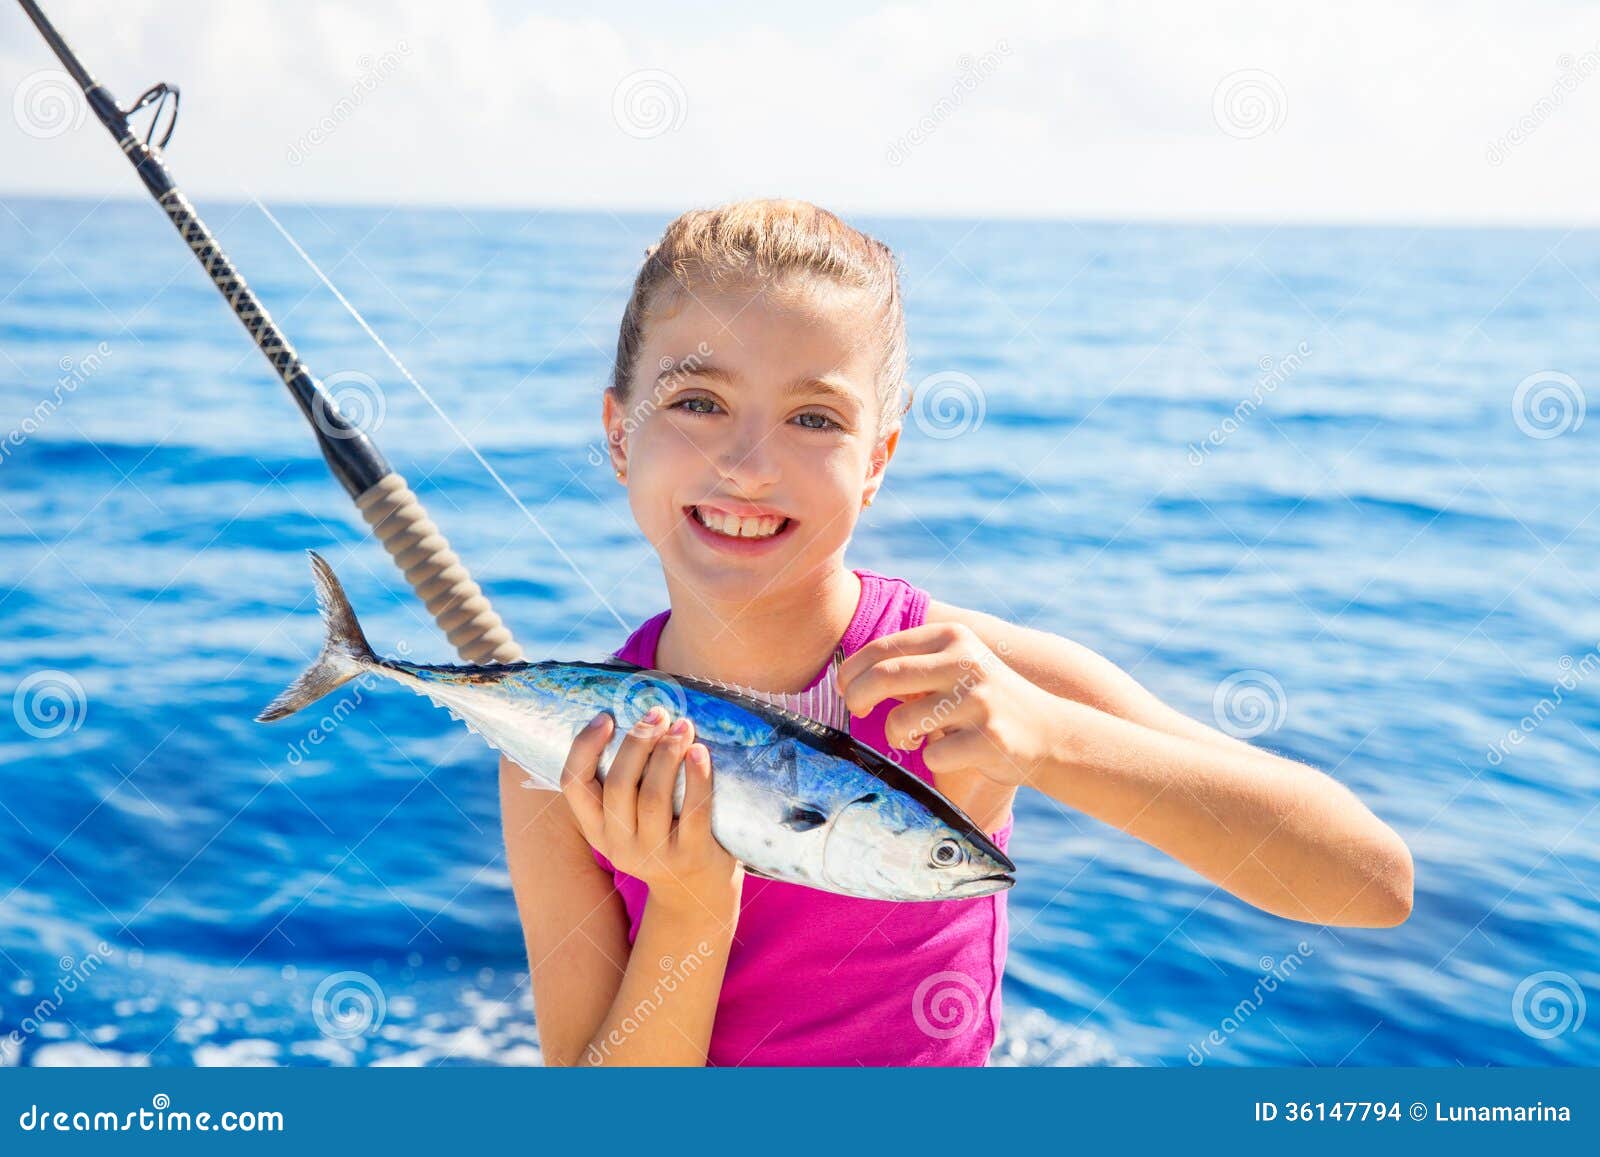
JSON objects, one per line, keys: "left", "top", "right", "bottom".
{"left": 842, "top": 604, "right": 1414, "bottom": 928}
{"left": 498, "top": 706, "right": 740, "bottom": 1066}
{"left": 925, "top": 600, "right": 1272, "bottom": 757}
{"left": 499, "top": 763, "right": 629, "bottom": 1064}
{"left": 573, "top": 867, "right": 737, "bottom": 1066}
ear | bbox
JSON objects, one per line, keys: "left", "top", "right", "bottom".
{"left": 862, "top": 421, "right": 900, "bottom": 506}
{"left": 601, "top": 387, "right": 629, "bottom": 477}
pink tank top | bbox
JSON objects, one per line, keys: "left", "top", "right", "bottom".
{"left": 594, "top": 569, "right": 1012, "bottom": 1066}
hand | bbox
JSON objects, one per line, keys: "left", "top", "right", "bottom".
{"left": 835, "top": 621, "right": 1071, "bottom": 787}
{"left": 560, "top": 705, "right": 741, "bottom": 914}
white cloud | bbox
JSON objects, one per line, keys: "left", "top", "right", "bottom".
{"left": 2, "top": 0, "right": 1596, "bottom": 223}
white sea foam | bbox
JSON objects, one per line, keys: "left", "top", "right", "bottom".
{"left": 193, "top": 1039, "right": 281, "bottom": 1067}
{"left": 29, "top": 1042, "right": 150, "bottom": 1067}
{"left": 990, "top": 1007, "right": 1134, "bottom": 1067}
{"left": 5, "top": 945, "right": 1119, "bottom": 1068}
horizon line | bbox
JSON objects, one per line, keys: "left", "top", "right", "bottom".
{"left": 2, "top": 188, "right": 1596, "bottom": 235}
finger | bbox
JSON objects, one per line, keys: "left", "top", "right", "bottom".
{"left": 884, "top": 692, "right": 976, "bottom": 749}
{"left": 637, "top": 717, "right": 692, "bottom": 851}
{"left": 675, "top": 742, "right": 717, "bottom": 849}
{"left": 560, "top": 712, "right": 611, "bottom": 842}
{"left": 922, "top": 725, "right": 1016, "bottom": 781}
{"left": 835, "top": 624, "right": 948, "bottom": 695}
{"left": 919, "top": 726, "right": 976, "bottom": 776}
{"left": 842, "top": 652, "right": 960, "bottom": 719}
{"left": 603, "top": 705, "right": 667, "bottom": 836}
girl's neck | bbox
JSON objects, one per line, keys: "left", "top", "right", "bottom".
{"left": 655, "top": 565, "right": 863, "bottom": 693}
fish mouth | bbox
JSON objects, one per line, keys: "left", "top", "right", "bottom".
{"left": 947, "top": 872, "right": 1016, "bottom": 898}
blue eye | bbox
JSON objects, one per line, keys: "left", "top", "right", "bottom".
{"left": 794, "top": 412, "right": 840, "bottom": 431}
{"left": 672, "top": 396, "right": 720, "bottom": 415}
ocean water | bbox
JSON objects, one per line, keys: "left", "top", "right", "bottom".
{"left": 0, "top": 197, "right": 1596, "bottom": 1068}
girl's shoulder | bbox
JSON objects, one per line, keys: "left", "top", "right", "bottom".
{"left": 920, "top": 595, "right": 1070, "bottom": 656}
{"left": 918, "top": 595, "right": 1132, "bottom": 713}
{"left": 918, "top": 596, "right": 1238, "bottom": 750}
{"left": 912, "top": 593, "right": 1069, "bottom": 677}
{"left": 920, "top": 594, "right": 1044, "bottom": 645}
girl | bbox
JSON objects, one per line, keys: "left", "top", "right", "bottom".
{"left": 498, "top": 199, "right": 1413, "bottom": 1067}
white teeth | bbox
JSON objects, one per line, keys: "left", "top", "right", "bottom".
{"left": 693, "top": 506, "right": 786, "bottom": 539}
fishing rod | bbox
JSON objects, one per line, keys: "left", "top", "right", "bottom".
{"left": 16, "top": 0, "right": 522, "bottom": 664}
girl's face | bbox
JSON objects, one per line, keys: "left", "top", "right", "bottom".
{"left": 604, "top": 281, "right": 898, "bottom": 605}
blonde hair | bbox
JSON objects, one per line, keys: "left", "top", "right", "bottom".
{"left": 611, "top": 198, "right": 909, "bottom": 433}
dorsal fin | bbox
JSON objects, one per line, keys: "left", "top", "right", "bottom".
{"left": 602, "top": 644, "right": 853, "bottom": 736}
{"left": 698, "top": 645, "right": 852, "bottom": 735}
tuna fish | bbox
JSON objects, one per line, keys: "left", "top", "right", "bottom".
{"left": 257, "top": 552, "right": 1015, "bottom": 902}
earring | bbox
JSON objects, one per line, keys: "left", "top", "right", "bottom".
{"left": 862, "top": 496, "right": 873, "bottom": 509}
{"left": 615, "top": 470, "right": 626, "bottom": 482}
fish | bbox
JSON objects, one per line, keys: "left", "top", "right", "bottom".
{"left": 256, "top": 551, "right": 1016, "bottom": 902}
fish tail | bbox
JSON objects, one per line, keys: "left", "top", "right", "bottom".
{"left": 255, "top": 551, "right": 378, "bottom": 722}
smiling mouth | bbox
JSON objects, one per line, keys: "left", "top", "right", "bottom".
{"left": 687, "top": 505, "right": 793, "bottom": 540}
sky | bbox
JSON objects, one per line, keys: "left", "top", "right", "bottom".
{"left": 1, "top": 0, "right": 1598, "bottom": 224}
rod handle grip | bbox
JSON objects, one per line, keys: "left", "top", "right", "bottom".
{"left": 356, "top": 472, "right": 523, "bottom": 664}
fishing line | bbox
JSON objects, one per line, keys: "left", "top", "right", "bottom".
{"left": 251, "top": 197, "right": 629, "bottom": 634}
{"left": 16, "top": 0, "right": 524, "bottom": 664}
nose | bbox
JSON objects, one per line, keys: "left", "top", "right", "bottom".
{"left": 714, "top": 420, "right": 781, "bottom": 492}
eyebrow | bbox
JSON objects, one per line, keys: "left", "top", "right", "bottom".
{"left": 656, "top": 363, "right": 734, "bottom": 388}
{"left": 655, "top": 364, "right": 863, "bottom": 413}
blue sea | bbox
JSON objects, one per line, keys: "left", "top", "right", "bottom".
{"left": 1, "top": 197, "right": 1596, "bottom": 1067}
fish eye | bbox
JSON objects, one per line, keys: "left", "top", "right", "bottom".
{"left": 929, "top": 839, "right": 964, "bottom": 868}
